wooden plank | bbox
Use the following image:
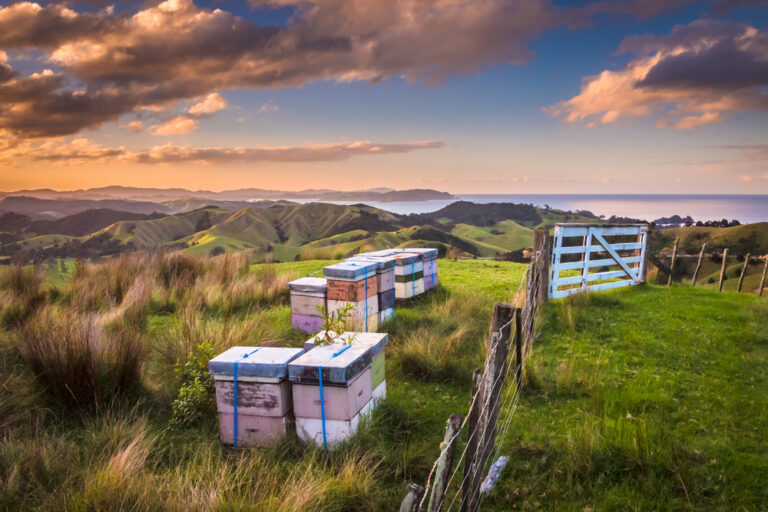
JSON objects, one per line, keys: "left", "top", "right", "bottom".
{"left": 557, "top": 256, "right": 642, "bottom": 271}
{"left": 667, "top": 237, "right": 679, "bottom": 286}
{"left": 738, "top": 253, "right": 750, "bottom": 292}
{"left": 549, "top": 227, "right": 564, "bottom": 299}
{"left": 592, "top": 232, "right": 637, "bottom": 280}
{"left": 691, "top": 243, "right": 706, "bottom": 286}
{"left": 637, "top": 227, "right": 650, "bottom": 283}
{"left": 559, "top": 225, "right": 644, "bottom": 237}
{"left": 759, "top": 259, "right": 767, "bottom": 297}
{"left": 427, "top": 414, "right": 463, "bottom": 512}
{"left": 533, "top": 229, "right": 550, "bottom": 304}
{"left": 557, "top": 242, "right": 644, "bottom": 254}
{"left": 551, "top": 278, "right": 636, "bottom": 299}
{"left": 719, "top": 248, "right": 728, "bottom": 292}
{"left": 581, "top": 227, "right": 593, "bottom": 291}
{"left": 553, "top": 269, "right": 631, "bottom": 286}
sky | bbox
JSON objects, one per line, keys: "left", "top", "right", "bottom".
{"left": 0, "top": 0, "right": 767, "bottom": 194}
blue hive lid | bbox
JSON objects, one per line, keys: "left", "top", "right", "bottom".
{"left": 345, "top": 255, "right": 396, "bottom": 271}
{"left": 289, "top": 332, "right": 388, "bottom": 385}
{"left": 288, "top": 277, "right": 327, "bottom": 293}
{"left": 323, "top": 260, "right": 378, "bottom": 280}
{"left": 208, "top": 346, "right": 305, "bottom": 377}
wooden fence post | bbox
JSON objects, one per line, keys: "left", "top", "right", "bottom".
{"left": 400, "top": 483, "right": 425, "bottom": 512}
{"left": 738, "top": 253, "right": 750, "bottom": 293}
{"left": 427, "top": 414, "right": 463, "bottom": 512}
{"left": 691, "top": 243, "right": 706, "bottom": 286}
{"left": 719, "top": 248, "right": 729, "bottom": 292}
{"left": 667, "top": 237, "right": 679, "bottom": 286}
{"left": 514, "top": 308, "right": 523, "bottom": 390}
{"left": 461, "top": 369, "right": 483, "bottom": 512}
{"left": 759, "top": 259, "right": 767, "bottom": 297}
{"left": 463, "top": 303, "right": 514, "bottom": 512}
{"left": 533, "top": 229, "right": 551, "bottom": 303}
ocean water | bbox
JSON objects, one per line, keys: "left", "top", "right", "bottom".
{"left": 320, "top": 194, "right": 768, "bottom": 224}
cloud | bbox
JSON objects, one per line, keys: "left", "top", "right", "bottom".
{"left": 0, "top": 0, "right": 554, "bottom": 139}
{"left": 188, "top": 93, "right": 227, "bottom": 116}
{"left": 257, "top": 101, "right": 279, "bottom": 114}
{"left": 547, "top": 20, "right": 768, "bottom": 129}
{"left": 5, "top": 137, "right": 444, "bottom": 165}
{"left": 121, "top": 120, "right": 144, "bottom": 133}
{"left": 150, "top": 115, "right": 199, "bottom": 135}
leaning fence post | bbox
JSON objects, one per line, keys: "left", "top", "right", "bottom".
{"left": 667, "top": 237, "right": 679, "bottom": 286}
{"left": 465, "top": 303, "right": 514, "bottom": 512}
{"left": 514, "top": 308, "right": 523, "bottom": 390}
{"left": 760, "top": 259, "right": 767, "bottom": 297}
{"left": 461, "top": 369, "right": 483, "bottom": 512}
{"left": 427, "top": 414, "right": 463, "bottom": 512}
{"left": 400, "top": 483, "right": 425, "bottom": 512}
{"left": 691, "top": 243, "right": 706, "bottom": 286}
{"left": 737, "top": 253, "right": 750, "bottom": 293}
{"left": 719, "top": 248, "right": 729, "bottom": 292}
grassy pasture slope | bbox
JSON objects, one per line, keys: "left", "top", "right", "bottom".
{"left": 1, "top": 259, "right": 767, "bottom": 510}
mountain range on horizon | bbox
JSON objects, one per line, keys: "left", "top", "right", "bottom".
{"left": 0, "top": 186, "right": 455, "bottom": 203}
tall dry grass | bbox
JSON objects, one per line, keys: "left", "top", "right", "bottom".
{"left": 15, "top": 306, "right": 145, "bottom": 408}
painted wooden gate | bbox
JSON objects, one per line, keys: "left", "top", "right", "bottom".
{"left": 549, "top": 223, "right": 650, "bottom": 299}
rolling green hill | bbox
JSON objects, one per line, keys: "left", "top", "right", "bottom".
{"left": 0, "top": 200, "right": 610, "bottom": 263}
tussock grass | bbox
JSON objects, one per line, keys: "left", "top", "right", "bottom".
{"left": 14, "top": 306, "right": 145, "bottom": 409}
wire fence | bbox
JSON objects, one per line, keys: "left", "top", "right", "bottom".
{"left": 400, "top": 230, "right": 551, "bottom": 512}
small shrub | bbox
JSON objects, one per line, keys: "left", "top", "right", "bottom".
{"left": 170, "top": 342, "right": 215, "bottom": 426}
{"left": 313, "top": 303, "right": 356, "bottom": 344}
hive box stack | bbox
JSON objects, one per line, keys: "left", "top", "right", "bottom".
{"left": 288, "top": 277, "right": 327, "bottom": 333}
{"left": 208, "top": 346, "right": 305, "bottom": 447}
{"left": 289, "top": 332, "right": 388, "bottom": 448}
{"left": 398, "top": 248, "right": 439, "bottom": 291}
{"left": 323, "top": 261, "right": 379, "bottom": 332}
{"left": 346, "top": 254, "right": 397, "bottom": 326}
{"left": 392, "top": 252, "right": 424, "bottom": 299}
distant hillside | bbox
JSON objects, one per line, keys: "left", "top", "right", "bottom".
{"left": 162, "top": 198, "right": 296, "bottom": 213}
{"left": 0, "top": 196, "right": 172, "bottom": 219}
{"left": 0, "top": 201, "right": 600, "bottom": 263}
{"left": 653, "top": 222, "right": 768, "bottom": 257}
{"left": 0, "top": 186, "right": 455, "bottom": 203}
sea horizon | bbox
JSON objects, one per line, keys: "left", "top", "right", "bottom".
{"left": 297, "top": 193, "right": 768, "bottom": 224}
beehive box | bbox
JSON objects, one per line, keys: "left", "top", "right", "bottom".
{"left": 327, "top": 295, "right": 378, "bottom": 332}
{"left": 379, "top": 307, "right": 394, "bottom": 325}
{"left": 296, "top": 400, "right": 373, "bottom": 448}
{"left": 292, "top": 367, "right": 372, "bottom": 420}
{"left": 289, "top": 332, "right": 388, "bottom": 385}
{"left": 326, "top": 274, "right": 379, "bottom": 302}
{"left": 209, "top": 346, "right": 305, "bottom": 446}
{"left": 288, "top": 277, "right": 327, "bottom": 333}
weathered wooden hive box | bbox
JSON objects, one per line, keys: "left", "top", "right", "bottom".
{"left": 288, "top": 277, "right": 327, "bottom": 333}
{"left": 209, "top": 346, "right": 304, "bottom": 447}
{"left": 323, "top": 261, "right": 380, "bottom": 332}
{"left": 345, "top": 254, "right": 397, "bottom": 326}
{"left": 288, "top": 332, "right": 388, "bottom": 448}
{"left": 401, "top": 248, "right": 439, "bottom": 291}
{"left": 392, "top": 252, "right": 424, "bottom": 299}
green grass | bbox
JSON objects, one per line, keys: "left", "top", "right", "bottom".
{"left": 486, "top": 284, "right": 768, "bottom": 511}
{"left": 1, "top": 257, "right": 767, "bottom": 510}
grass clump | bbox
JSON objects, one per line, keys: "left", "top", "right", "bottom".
{"left": 15, "top": 306, "right": 145, "bottom": 409}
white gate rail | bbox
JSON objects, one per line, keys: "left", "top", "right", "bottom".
{"left": 549, "top": 223, "right": 650, "bottom": 299}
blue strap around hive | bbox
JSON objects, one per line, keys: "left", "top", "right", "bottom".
{"left": 363, "top": 273, "right": 368, "bottom": 332}
{"left": 318, "top": 344, "right": 353, "bottom": 451}
{"left": 233, "top": 347, "right": 262, "bottom": 448}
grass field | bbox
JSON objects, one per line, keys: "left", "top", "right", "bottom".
{"left": 1, "top": 256, "right": 766, "bottom": 511}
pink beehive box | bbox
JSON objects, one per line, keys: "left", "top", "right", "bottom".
{"left": 208, "top": 346, "right": 305, "bottom": 447}
{"left": 218, "top": 413, "right": 290, "bottom": 446}
{"left": 292, "top": 368, "right": 372, "bottom": 421}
